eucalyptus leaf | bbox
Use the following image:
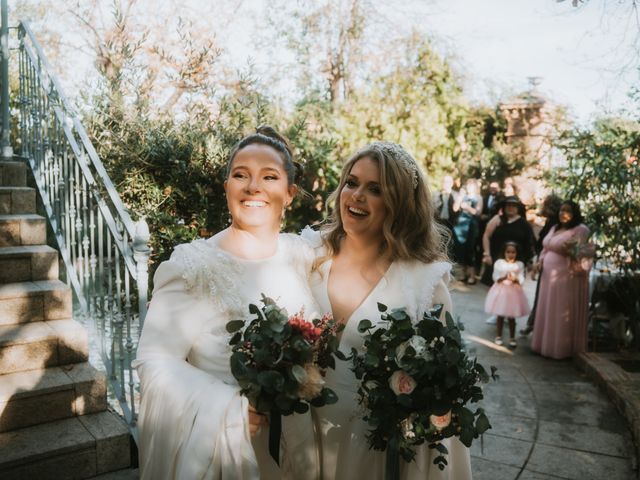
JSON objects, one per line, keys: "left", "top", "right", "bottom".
{"left": 226, "top": 320, "right": 245, "bottom": 333}
{"left": 357, "top": 319, "right": 372, "bottom": 333}
{"left": 475, "top": 412, "right": 491, "bottom": 434}
{"left": 291, "top": 364, "right": 307, "bottom": 383}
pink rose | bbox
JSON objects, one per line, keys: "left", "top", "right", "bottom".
{"left": 430, "top": 411, "right": 452, "bottom": 431}
{"left": 388, "top": 370, "right": 416, "bottom": 396}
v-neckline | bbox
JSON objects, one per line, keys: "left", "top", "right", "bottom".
{"left": 324, "top": 258, "right": 393, "bottom": 344}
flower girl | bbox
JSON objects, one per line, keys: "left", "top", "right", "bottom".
{"left": 484, "top": 241, "right": 530, "bottom": 348}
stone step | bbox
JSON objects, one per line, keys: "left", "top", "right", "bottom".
{"left": 0, "top": 280, "right": 72, "bottom": 325}
{"left": 0, "top": 319, "right": 88, "bottom": 375}
{"left": 0, "top": 245, "right": 59, "bottom": 284}
{"left": 0, "top": 161, "right": 27, "bottom": 187}
{"left": 0, "top": 213, "right": 47, "bottom": 247}
{"left": 0, "top": 363, "right": 107, "bottom": 433}
{"left": 89, "top": 468, "right": 139, "bottom": 480}
{"left": 0, "top": 411, "right": 131, "bottom": 479}
{"left": 0, "top": 186, "right": 36, "bottom": 214}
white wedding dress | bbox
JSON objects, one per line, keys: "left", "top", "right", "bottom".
{"left": 303, "top": 231, "right": 473, "bottom": 480}
{"left": 133, "top": 233, "right": 322, "bottom": 480}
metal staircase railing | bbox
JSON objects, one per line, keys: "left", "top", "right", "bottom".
{"left": 15, "top": 20, "right": 150, "bottom": 442}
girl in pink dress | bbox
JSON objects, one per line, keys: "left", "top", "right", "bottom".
{"left": 485, "top": 242, "right": 530, "bottom": 348}
{"left": 531, "top": 201, "right": 592, "bottom": 359}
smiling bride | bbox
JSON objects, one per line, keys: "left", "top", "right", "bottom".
{"left": 306, "top": 141, "right": 473, "bottom": 479}
{"left": 133, "top": 127, "right": 321, "bottom": 480}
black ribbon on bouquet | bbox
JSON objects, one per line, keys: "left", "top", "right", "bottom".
{"left": 269, "top": 409, "right": 282, "bottom": 466}
{"left": 385, "top": 436, "right": 400, "bottom": 480}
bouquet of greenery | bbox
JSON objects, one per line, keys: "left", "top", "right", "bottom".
{"left": 350, "top": 303, "right": 496, "bottom": 479}
{"left": 226, "top": 295, "right": 343, "bottom": 464}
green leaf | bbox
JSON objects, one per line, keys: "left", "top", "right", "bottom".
{"left": 322, "top": 387, "right": 339, "bottom": 404}
{"left": 397, "top": 394, "right": 412, "bottom": 408}
{"left": 291, "top": 364, "right": 307, "bottom": 383}
{"left": 377, "top": 303, "right": 388, "bottom": 312}
{"left": 226, "top": 320, "right": 245, "bottom": 333}
{"left": 230, "top": 354, "right": 248, "bottom": 379}
{"left": 229, "top": 331, "right": 242, "bottom": 345}
{"left": 275, "top": 394, "right": 295, "bottom": 412}
{"left": 334, "top": 350, "right": 350, "bottom": 361}
{"left": 248, "top": 304, "right": 260, "bottom": 315}
{"left": 294, "top": 401, "right": 310, "bottom": 414}
{"left": 390, "top": 309, "right": 408, "bottom": 321}
{"left": 475, "top": 412, "right": 491, "bottom": 434}
{"left": 357, "top": 319, "right": 372, "bottom": 333}
{"left": 257, "top": 370, "right": 285, "bottom": 391}
{"left": 364, "top": 353, "right": 379, "bottom": 368}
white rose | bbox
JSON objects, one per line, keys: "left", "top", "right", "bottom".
{"left": 396, "top": 335, "right": 431, "bottom": 365}
{"left": 430, "top": 410, "right": 452, "bottom": 431}
{"left": 389, "top": 370, "right": 417, "bottom": 396}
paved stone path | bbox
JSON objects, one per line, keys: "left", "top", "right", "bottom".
{"left": 452, "top": 280, "right": 637, "bottom": 479}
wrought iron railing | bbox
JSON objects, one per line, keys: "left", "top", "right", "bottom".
{"left": 16, "top": 20, "right": 150, "bottom": 441}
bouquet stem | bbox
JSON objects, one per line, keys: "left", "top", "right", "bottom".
{"left": 269, "top": 409, "right": 282, "bottom": 466}
{"left": 385, "top": 437, "right": 400, "bottom": 480}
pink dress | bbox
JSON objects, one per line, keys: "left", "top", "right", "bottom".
{"left": 484, "top": 259, "right": 530, "bottom": 318}
{"left": 531, "top": 224, "right": 591, "bottom": 359}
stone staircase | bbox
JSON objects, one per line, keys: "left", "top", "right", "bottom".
{"left": 0, "top": 160, "right": 132, "bottom": 479}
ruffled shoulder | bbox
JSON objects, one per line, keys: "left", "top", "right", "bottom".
{"left": 169, "top": 238, "right": 243, "bottom": 312}
{"left": 398, "top": 260, "right": 452, "bottom": 320}
{"left": 299, "top": 225, "right": 324, "bottom": 249}
{"left": 279, "top": 231, "right": 317, "bottom": 278}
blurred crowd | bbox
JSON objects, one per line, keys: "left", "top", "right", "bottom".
{"left": 433, "top": 177, "right": 594, "bottom": 359}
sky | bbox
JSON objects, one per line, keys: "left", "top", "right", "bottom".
{"left": 417, "top": 0, "right": 638, "bottom": 123}
{"left": 16, "top": 0, "right": 640, "bottom": 124}
{"left": 227, "top": 0, "right": 639, "bottom": 124}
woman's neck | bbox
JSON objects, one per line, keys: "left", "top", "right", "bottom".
{"left": 338, "top": 234, "right": 388, "bottom": 267}
{"left": 216, "top": 224, "right": 279, "bottom": 260}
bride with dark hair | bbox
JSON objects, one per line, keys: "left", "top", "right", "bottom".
{"left": 134, "top": 127, "right": 321, "bottom": 480}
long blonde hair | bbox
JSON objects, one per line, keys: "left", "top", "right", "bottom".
{"left": 319, "top": 142, "right": 449, "bottom": 265}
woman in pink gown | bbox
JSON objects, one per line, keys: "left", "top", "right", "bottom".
{"left": 531, "top": 200, "right": 592, "bottom": 359}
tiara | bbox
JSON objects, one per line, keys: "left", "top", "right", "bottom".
{"left": 371, "top": 141, "right": 419, "bottom": 189}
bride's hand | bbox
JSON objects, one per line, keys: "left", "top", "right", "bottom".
{"left": 248, "top": 405, "right": 267, "bottom": 437}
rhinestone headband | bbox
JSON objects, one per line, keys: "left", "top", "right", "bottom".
{"left": 370, "top": 141, "right": 419, "bottom": 189}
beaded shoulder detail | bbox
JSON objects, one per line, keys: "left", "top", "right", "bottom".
{"left": 170, "top": 239, "right": 244, "bottom": 315}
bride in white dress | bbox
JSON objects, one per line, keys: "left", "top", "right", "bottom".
{"left": 305, "top": 142, "right": 472, "bottom": 479}
{"left": 134, "top": 127, "right": 321, "bottom": 480}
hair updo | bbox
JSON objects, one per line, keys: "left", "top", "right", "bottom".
{"left": 226, "top": 126, "right": 304, "bottom": 186}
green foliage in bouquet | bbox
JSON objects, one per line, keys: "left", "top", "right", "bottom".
{"left": 350, "top": 303, "right": 497, "bottom": 472}
{"left": 226, "top": 295, "right": 343, "bottom": 415}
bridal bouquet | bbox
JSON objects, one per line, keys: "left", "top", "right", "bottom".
{"left": 564, "top": 238, "right": 596, "bottom": 275}
{"left": 226, "top": 295, "right": 343, "bottom": 463}
{"left": 350, "top": 303, "right": 496, "bottom": 478}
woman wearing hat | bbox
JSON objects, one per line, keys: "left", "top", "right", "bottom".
{"left": 481, "top": 196, "right": 535, "bottom": 286}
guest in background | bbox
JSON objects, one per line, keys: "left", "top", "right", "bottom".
{"left": 477, "top": 180, "right": 504, "bottom": 273}
{"left": 453, "top": 178, "right": 483, "bottom": 284}
{"left": 485, "top": 242, "right": 530, "bottom": 348}
{"left": 481, "top": 196, "right": 535, "bottom": 286}
{"left": 531, "top": 200, "right": 593, "bottom": 359}
{"left": 481, "top": 181, "right": 504, "bottom": 221}
{"left": 433, "top": 174, "right": 459, "bottom": 258}
{"left": 520, "top": 193, "right": 562, "bottom": 335}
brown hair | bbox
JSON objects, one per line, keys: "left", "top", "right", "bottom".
{"left": 319, "top": 142, "right": 449, "bottom": 266}
{"left": 226, "top": 125, "right": 303, "bottom": 186}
